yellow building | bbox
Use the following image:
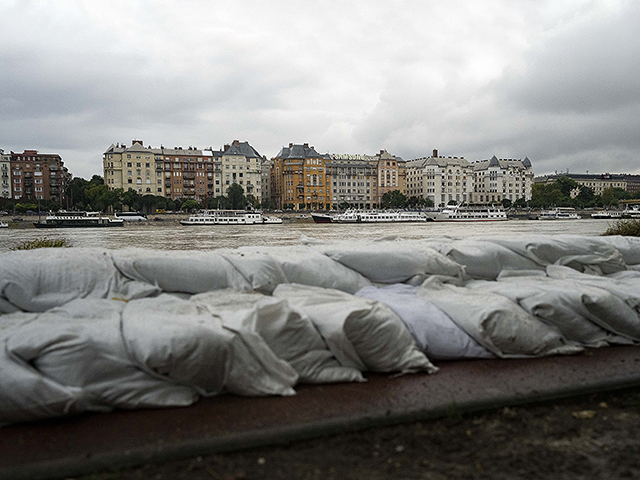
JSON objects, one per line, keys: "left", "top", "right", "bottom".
{"left": 271, "top": 143, "right": 331, "bottom": 210}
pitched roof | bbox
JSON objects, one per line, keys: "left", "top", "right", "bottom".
{"left": 276, "top": 144, "right": 328, "bottom": 160}
{"left": 223, "top": 141, "right": 262, "bottom": 159}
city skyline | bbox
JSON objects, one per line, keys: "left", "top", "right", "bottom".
{"left": 1, "top": 1, "right": 638, "bottom": 180}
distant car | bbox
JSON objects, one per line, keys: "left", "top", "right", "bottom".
{"left": 153, "top": 217, "right": 165, "bottom": 221}
{"left": 0, "top": 211, "right": 7, "bottom": 216}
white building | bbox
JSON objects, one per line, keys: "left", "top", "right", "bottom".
{"left": 406, "top": 149, "right": 533, "bottom": 206}
{"left": 406, "top": 150, "right": 474, "bottom": 206}
{"left": 0, "top": 149, "right": 11, "bottom": 199}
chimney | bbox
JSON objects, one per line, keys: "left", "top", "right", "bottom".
{"left": 224, "top": 144, "right": 230, "bottom": 150}
{"left": 132, "top": 140, "right": 143, "bottom": 146}
{"left": 232, "top": 140, "right": 240, "bottom": 146}
{"left": 289, "top": 143, "right": 293, "bottom": 148}
{"left": 303, "top": 143, "right": 309, "bottom": 148}
{"left": 433, "top": 149, "right": 438, "bottom": 157}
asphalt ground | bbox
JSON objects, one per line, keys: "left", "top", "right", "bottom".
{"left": 2, "top": 345, "right": 640, "bottom": 480}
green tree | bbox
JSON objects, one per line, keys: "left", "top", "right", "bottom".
{"left": 514, "top": 198, "right": 528, "bottom": 209}
{"left": 381, "top": 190, "right": 407, "bottom": 209}
{"left": 574, "top": 186, "right": 600, "bottom": 208}
{"left": 227, "top": 183, "right": 247, "bottom": 210}
{"left": 15, "top": 202, "right": 37, "bottom": 213}
{"left": 602, "top": 187, "right": 631, "bottom": 207}
{"left": 555, "top": 176, "right": 579, "bottom": 198}
{"left": 530, "top": 183, "right": 565, "bottom": 209}
{"left": 122, "top": 189, "right": 141, "bottom": 211}
{"left": 181, "top": 199, "right": 200, "bottom": 211}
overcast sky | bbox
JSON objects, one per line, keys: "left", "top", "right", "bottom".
{"left": 1, "top": 0, "right": 638, "bottom": 180}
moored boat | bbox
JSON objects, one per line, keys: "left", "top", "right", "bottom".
{"left": 0, "top": 220, "right": 8, "bottom": 228}
{"left": 115, "top": 211, "right": 147, "bottom": 222}
{"left": 33, "top": 211, "right": 124, "bottom": 228}
{"left": 180, "top": 209, "right": 283, "bottom": 225}
{"left": 430, "top": 204, "right": 507, "bottom": 222}
{"left": 310, "top": 212, "right": 334, "bottom": 223}
{"left": 331, "top": 209, "right": 431, "bottom": 223}
{"left": 622, "top": 205, "right": 640, "bottom": 219}
{"left": 591, "top": 210, "right": 622, "bottom": 219}
{"left": 539, "top": 207, "right": 581, "bottom": 220}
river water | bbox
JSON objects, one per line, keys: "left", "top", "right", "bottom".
{"left": 0, "top": 217, "right": 616, "bottom": 252}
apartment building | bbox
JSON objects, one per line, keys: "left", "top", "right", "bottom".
{"left": 328, "top": 153, "right": 377, "bottom": 209}
{"left": 103, "top": 141, "right": 165, "bottom": 196}
{"left": 8, "top": 149, "right": 69, "bottom": 204}
{"left": 471, "top": 156, "right": 533, "bottom": 204}
{"left": 406, "top": 149, "right": 532, "bottom": 206}
{"left": 1, "top": 149, "right": 10, "bottom": 199}
{"left": 406, "top": 150, "right": 474, "bottom": 205}
{"left": 161, "top": 147, "right": 219, "bottom": 201}
{"left": 219, "top": 140, "right": 264, "bottom": 200}
{"left": 261, "top": 158, "right": 272, "bottom": 206}
{"left": 375, "top": 150, "right": 405, "bottom": 206}
{"left": 103, "top": 140, "right": 264, "bottom": 202}
{"left": 271, "top": 143, "right": 331, "bottom": 210}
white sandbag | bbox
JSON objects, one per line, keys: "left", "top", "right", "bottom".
{"left": 323, "top": 242, "right": 464, "bottom": 284}
{"left": 122, "top": 295, "right": 298, "bottom": 397}
{"left": 193, "top": 290, "right": 364, "bottom": 384}
{"left": 548, "top": 265, "right": 640, "bottom": 313}
{"left": 112, "top": 249, "right": 252, "bottom": 294}
{"left": 485, "top": 235, "right": 627, "bottom": 275}
{"left": 0, "top": 312, "right": 87, "bottom": 425}
{"left": 355, "top": 284, "right": 494, "bottom": 360}
{"left": 466, "top": 278, "right": 618, "bottom": 347}
{"left": 0, "top": 248, "right": 158, "bottom": 313}
{"left": 221, "top": 251, "right": 288, "bottom": 294}
{"left": 510, "top": 273, "right": 640, "bottom": 342}
{"left": 273, "top": 284, "right": 438, "bottom": 374}
{"left": 5, "top": 299, "right": 197, "bottom": 412}
{"left": 433, "top": 239, "right": 544, "bottom": 279}
{"left": 239, "top": 246, "right": 373, "bottom": 294}
{"left": 598, "top": 235, "right": 640, "bottom": 266}
{"left": 419, "top": 279, "right": 581, "bottom": 358}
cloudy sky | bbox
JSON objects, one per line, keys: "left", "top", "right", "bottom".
{"left": 1, "top": 0, "right": 638, "bottom": 180}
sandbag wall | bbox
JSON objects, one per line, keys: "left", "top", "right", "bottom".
{"left": 1, "top": 234, "right": 640, "bottom": 425}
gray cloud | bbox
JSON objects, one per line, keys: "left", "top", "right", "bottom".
{"left": 0, "top": 0, "right": 638, "bottom": 179}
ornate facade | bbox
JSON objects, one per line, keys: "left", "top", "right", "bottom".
{"left": 406, "top": 149, "right": 533, "bottom": 206}
{"left": 271, "top": 143, "right": 331, "bottom": 210}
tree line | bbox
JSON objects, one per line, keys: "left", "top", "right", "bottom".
{"left": 529, "top": 176, "right": 637, "bottom": 209}
{"left": 0, "top": 177, "right": 263, "bottom": 214}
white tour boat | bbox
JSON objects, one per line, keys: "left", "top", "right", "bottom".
{"left": 115, "top": 211, "right": 148, "bottom": 222}
{"left": 622, "top": 205, "right": 640, "bottom": 218}
{"left": 180, "top": 209, "right": 283, "bottom": 225}
{"left": 33, "top": 211, "right": 124, "bottom": 228}
{"left": 539, "top": 207, "right": 581, "bottom": 220}
{"left": 331, "top": 209, "right": 430, "bottom": 223}
{"left": 430, "top": 204, "right": 508, "bottom": 222}
{"left": 590, "top": 210, "right": 622, "bottom": 219}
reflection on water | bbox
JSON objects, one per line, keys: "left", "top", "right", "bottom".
{"left": 0, "top": 219, "right": 612, "bottom": 252}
